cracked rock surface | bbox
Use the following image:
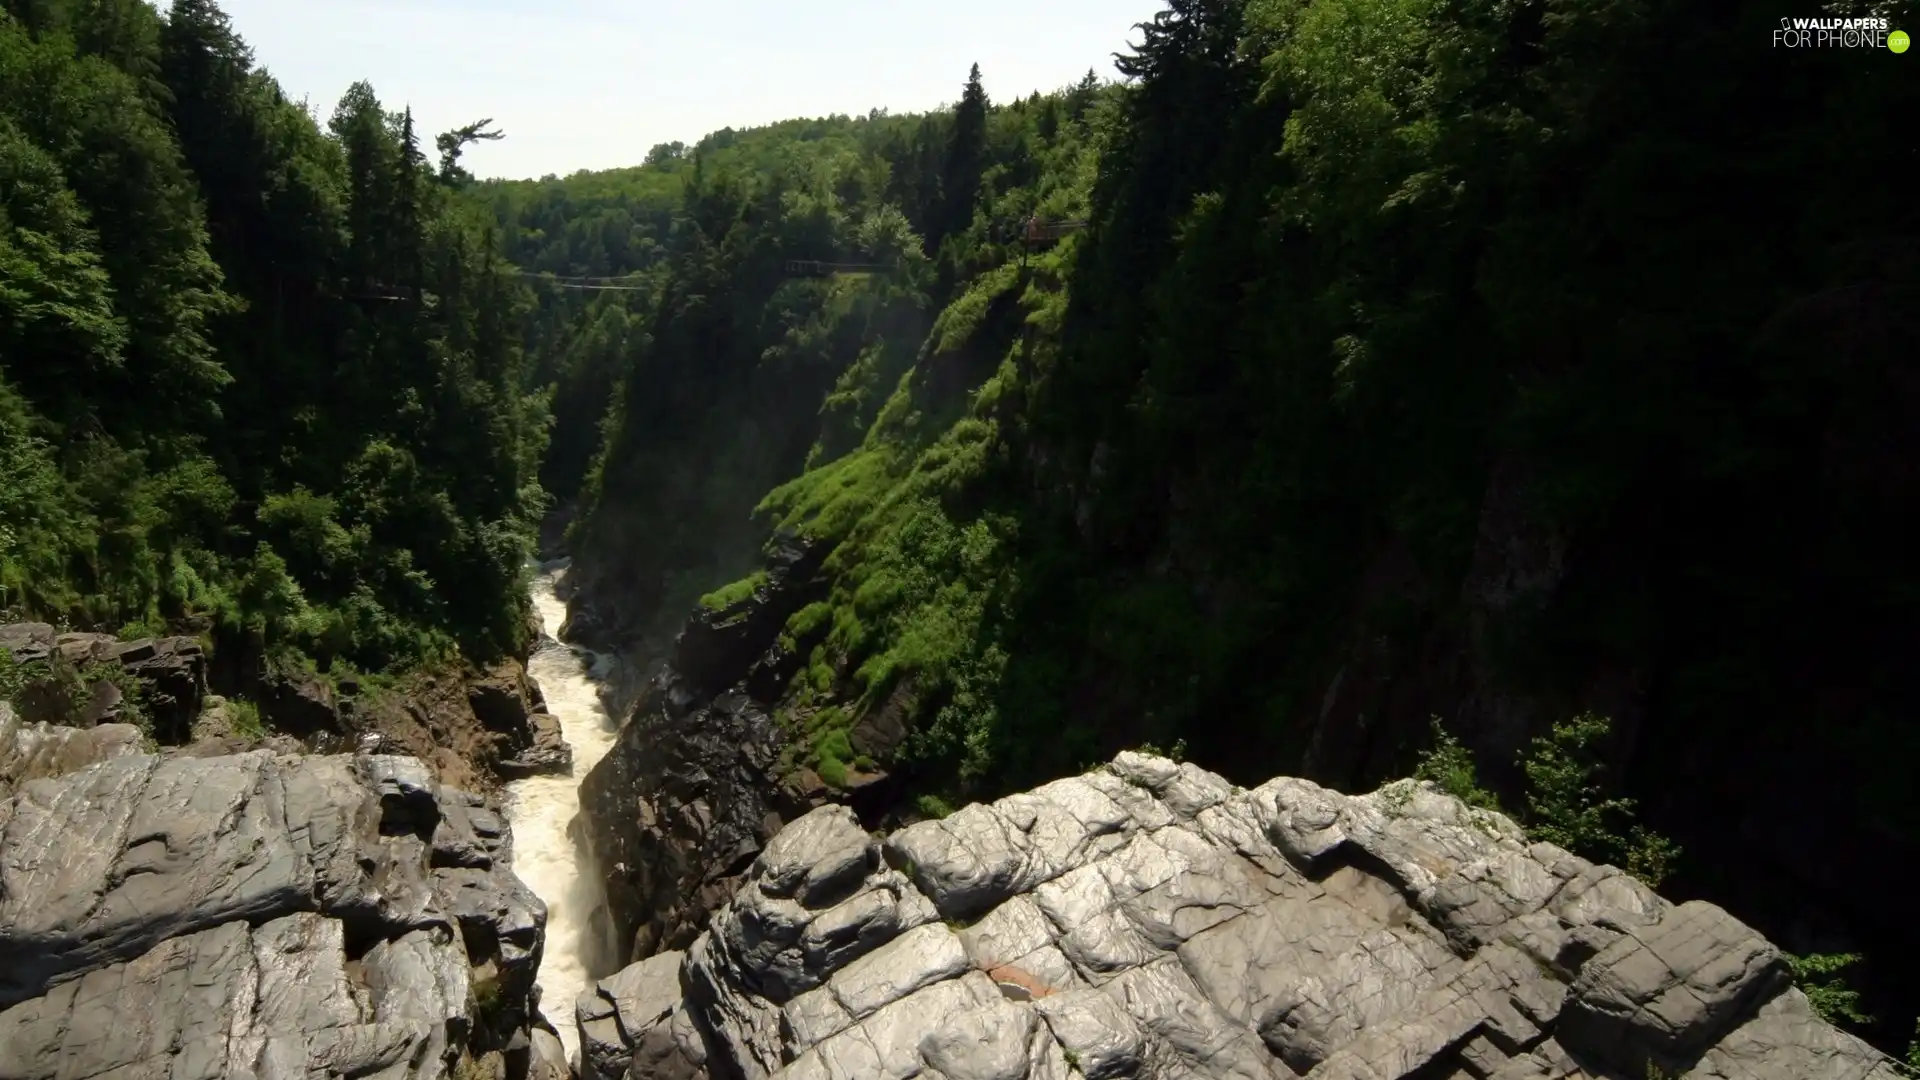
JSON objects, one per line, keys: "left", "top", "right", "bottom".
{"left": 578, "top": 752, "right": 1899, "bottom": 1080}
{"left": 0, "top": 741, "right": 547, "bottom": 1080}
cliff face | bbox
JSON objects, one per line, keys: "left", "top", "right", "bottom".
{"left": 0, "top": 703, "right": 552, "bottom": 1080}
{"left": 576, "top": 539, "right": 829, "bottom": 971}
{"left": 574, "top": 751, "right": 1899, "bottom": 1080}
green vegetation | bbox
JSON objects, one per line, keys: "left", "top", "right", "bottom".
{"left": 1412, "top": 715, "right": 1679, "bottom": 888}
{"left": 813, "top": 725, "right": 855, "bottom": 787}
{"left": 471, "top": 973, "right": 502, "bottom": 1016}
{"left": 699, "top": 571, "right": 768, "bottom": 612}
{"left": 0, "top": 647, "right": 23, "bottom": 704}
{"left": 71, "top": 659, "right": 147, "bottom": 735}
{"left": 1410, "top": 720, "right": 1500, "bottom": 812}
{"left": 1519, "top": 715, "right": 1682, "bottom": 889}
{"left": 227, "top": 697, "right": 265, "bottom": 740}
{"left": 1131, "top": 739, "right": 1188, "bottom": 763}
{"left": 1787, "top": 952, "right": 1873, "bottom": 1028}
{"left": 1, "top": 0, "right": 545, "bottom": 688}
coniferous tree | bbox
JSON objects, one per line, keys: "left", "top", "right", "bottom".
{"left": 435, "top": 118, "right": 503, "bottom": 185}
{"left": 940, "top": 63, "right": 989, "bottom": 244}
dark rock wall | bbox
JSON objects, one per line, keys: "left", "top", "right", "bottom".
{"left": 577, "top": 538, "right": 829, "bottom": 971}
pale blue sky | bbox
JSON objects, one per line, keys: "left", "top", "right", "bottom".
{"left": 214, "top": 0, "right": 1164, "bottom": 181}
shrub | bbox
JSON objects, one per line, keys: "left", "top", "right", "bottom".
{"left": 1784, "top": 952, "right": 1872, "bottom": 1028}
{"left": 813, "top": 726, "right": 856, "bottom": 788}
{"left": 73, "top": 659, "right": 149, "bottom": 738}
{"left": 228, "top": 698, "right": 266, "bottom": 740}
{"left": 1413, "top": 713, "right": 1680, "bottom": 888}
{"left": 914, "top": 793, "right": 957, "bottom": 819}
{"left": 1411, "top": 718, "right": 1500, "bottom": 811}
{"left": 1520, "top": 713, "right": 1680, "bottom": 888}
{"left": 699, "top": 570, "right": 767, "bottom": 612}
{"left": 0, "top": 647, "right": 24, "bottom": 704}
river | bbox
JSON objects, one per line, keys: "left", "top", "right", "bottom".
{"left": 506, "top": 561, "right": 618, "bottom": 1066}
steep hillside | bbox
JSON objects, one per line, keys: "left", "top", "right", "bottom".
{"left": 1, "top": 0, "right": 554, "bottom": 772}
{"left": 544, "top": 0, "right": 1918, "bottom": 1052}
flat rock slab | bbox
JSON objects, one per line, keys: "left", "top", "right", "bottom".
{"left": 1559, "top": 899, "right": 1792, "bottom": 1073}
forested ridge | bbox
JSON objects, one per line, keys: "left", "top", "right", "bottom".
{"left": 1, "top": 0, "right": 1916, "bottom": 1057}
{"left": 1, "top": 0, "right": 545, "bottom": 677}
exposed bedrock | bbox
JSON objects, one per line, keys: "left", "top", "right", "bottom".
{"left": 1, "top": 622, "right": 209, "bottom": 741}
{"left": 0, "top": 731, "right": 550, "bottom": 1080}
{"left": 576, "top": 751, "right": 1899, "bottom": 1080}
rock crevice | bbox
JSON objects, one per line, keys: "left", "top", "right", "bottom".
{"left": 577, "top": 537, "right": 829, "bottom": 969}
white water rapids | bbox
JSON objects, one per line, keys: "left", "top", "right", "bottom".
{"left": 506, "top": 562, "right": 619, "bottom": 1066}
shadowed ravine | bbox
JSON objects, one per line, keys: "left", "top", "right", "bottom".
{"left": 507, "top": 562, "right": 620, "bottom": 1066}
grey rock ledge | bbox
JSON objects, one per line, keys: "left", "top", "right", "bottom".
{"left": 0, "top": 736, "right": 547, "bottom": 1080}
{"left": 576, "top": 751, "right": 1900, "bottom": 1080}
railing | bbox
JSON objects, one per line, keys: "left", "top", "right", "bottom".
{"left": 782, "top": 260, "right": 893, "bottom": 276}
{"left": 1022, "top": 220, "right": 1087, "bottom": 244}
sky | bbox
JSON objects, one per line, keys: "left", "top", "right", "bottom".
{"left": 215, "top": 0, "right": 1166, "bottom": 182}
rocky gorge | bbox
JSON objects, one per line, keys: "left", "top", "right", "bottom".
{"left": 1, "top": 555, "right": 1909, "bottom": 1080}
{"left": 556, "top": 545, "right": 1906, "bottom": 1079}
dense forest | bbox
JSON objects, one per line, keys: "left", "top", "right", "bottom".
{"left": 1, "top": 0, "right": 1915, "bottom": 1058}
{"left": 1, "top": 0, "right": 546, "bottom": 677}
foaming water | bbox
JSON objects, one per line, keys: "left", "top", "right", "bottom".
{"left": 506, "top": 563, "right": 618, "bottom": 1065}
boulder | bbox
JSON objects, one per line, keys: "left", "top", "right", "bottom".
{"left": 498, "top": 711, "right": 573, "bottom": 779}
{"left": 579, "top": 754, "right": 1902, "bottom": 1080}
{"left": 1557, "top": 900, "right": 1793, "bottom": 1074}
{"left": 0, "top": 748, "right": 548, "bottom": 1080}
{"left": 257, "top": 664, "right": 341, "bottom": 739}
{"left": 0, "top": 622, "right": 57, "bottom": 666}
{"left": 469, "top": 658, "right": 540, "bottom": 743}
{"left": 529, "top": 1026, "right": 573, "bottom": 1080}
{"left": 0, "top": 702, "right": 145, "bottom": 801}
{"left": 1, "top": 625, "right": 206, "bottom": 739}
{"left": 335, "top": 663, "right": 572, "bottom": 791}
{"left": 112, "top": 635, "right": 209, "bottom": 740}
{"left": 576, "top": 950, "right": 691, "bottom": 1080}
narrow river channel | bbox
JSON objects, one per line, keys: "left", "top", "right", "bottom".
{"left": 506, "top": 561, "right": 618, "bottom": 1066}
